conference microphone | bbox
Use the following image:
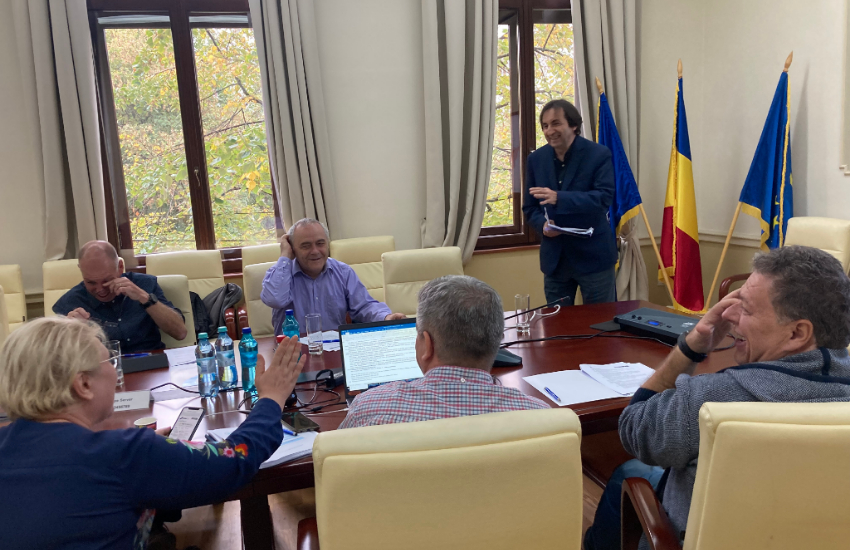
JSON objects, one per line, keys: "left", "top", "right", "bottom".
{"left": 504, "top": 295, "right": 570, "bottom": 320}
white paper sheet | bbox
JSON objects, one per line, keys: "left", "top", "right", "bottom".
{"left": 523, "top": 370, "right": 622, "bottom": 406}
{"left": 164, "top": 345, "right": 197, "bottom": 368}
{"left": 544, "top": 209, "right": 594, "bottom": 237}
{"left": 207, "top": 427, "right": 318, "bottom": 468}
{"left": 301, "top": 330, "right": 340, "bottom": 352}
{"left": 579, "top": 363, "right": 655, "bottom": 395}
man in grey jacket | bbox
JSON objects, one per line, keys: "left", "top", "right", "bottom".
{"left": 584, "top": 245, "right": 850, "bottom": 550}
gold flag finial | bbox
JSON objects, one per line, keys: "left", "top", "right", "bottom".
{"left": 595, "top": 77, "right": 604, "bottom": 95}
{"left": 677, "top": 59, "right": 683, "bottom": 78}
{"left": 784, "top": 51, "right": 793, "bottom": 72}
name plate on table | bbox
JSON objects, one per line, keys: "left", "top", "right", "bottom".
{"left": 113, "top": 390, "right": 151, "bottom": 412}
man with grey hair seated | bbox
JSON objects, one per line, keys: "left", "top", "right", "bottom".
{"left": 261, "top": 218, "right": 405, "bottom": 335}
{"left": 584, "top": 245, "right": 850, "bottom": 550}
{"left": 339, "top": 275, "right": 548, "bottom": 429}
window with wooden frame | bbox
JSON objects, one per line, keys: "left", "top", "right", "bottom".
{"left": 478, "top": 0, "right": 575, "bottom": 250}
{"left": 88, "top": 0, "right": 279, "bottom": 273}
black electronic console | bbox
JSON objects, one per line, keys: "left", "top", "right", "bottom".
{"left": 613, "top": 307, "right": 700, "bottom": 345}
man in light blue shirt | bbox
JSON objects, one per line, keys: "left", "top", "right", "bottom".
{"left": 261, "top": 218, "right": 405, "bottom": 335}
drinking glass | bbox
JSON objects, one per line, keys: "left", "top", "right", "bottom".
{"left": 515, "top": 294, "right": 531, "bottom": 335}
{"left": 305, "top": 313, "right": 323, "bottom": 355}
{"left": 106, "top": 340, "right": 124, "bottom": 388}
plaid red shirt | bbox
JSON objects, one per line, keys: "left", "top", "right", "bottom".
{"left": 339, "top": 366, "right": 549, "bottom": 429}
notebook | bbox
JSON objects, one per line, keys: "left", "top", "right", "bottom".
{"left": 338, "top": 317, "right": 422, "bottom": 404}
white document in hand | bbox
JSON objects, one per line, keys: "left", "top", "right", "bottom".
{"left": 579, "top": 363, "right": 654, "bottom": 396}
{"left": 544, "top": 209, "right": 594, "bottom": 237}
{"left": 523, "top": 370, "right": 622, "bottom": 406}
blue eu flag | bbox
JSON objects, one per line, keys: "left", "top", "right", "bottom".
{"left": 739, "top": 71, "right": 793, "bottom": 250}
{"left": 596, "top": 92, "right": 642, "bottom": 236}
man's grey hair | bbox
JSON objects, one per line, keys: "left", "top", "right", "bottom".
{"left": 416, "top": 275, "right": 504, "bottom": 369}
{"left": 287, "top": 218, "right": 329, "bottom": 240}
{"left": 752, "top": 245, "right": 850, "bottom": 349}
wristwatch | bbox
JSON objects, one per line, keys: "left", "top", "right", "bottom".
{"left": 677, "top": 330, "right": 708, "bottom": 363}
{"left": 141, "top": 293, "right": 159, "bottom": 309}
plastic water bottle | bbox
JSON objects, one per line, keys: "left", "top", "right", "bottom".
{"left": 195, "top": 333, "right": 219, "bottom": 398}
{"left": 214, "top": 326, "right": 238, "bottom": 391}
{"left": 239, "top": 327, "right": 258, "bottom": 394}
{"left": 282, "top": 309, "right": 299, "bottom": 339}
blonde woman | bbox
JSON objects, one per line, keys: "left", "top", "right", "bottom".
{"left": 0, "top": 316, "right": 303, "bottom": 550}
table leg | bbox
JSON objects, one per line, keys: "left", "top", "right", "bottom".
{"left": 240, "top": 495, "right": 275, "bottom": 550}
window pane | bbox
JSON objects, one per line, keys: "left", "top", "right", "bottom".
{"left": 533, "top": 13, "right": 575, "bottom": 148}
{"left": 104, "top": 27, "right": 196, "bottom": 254}
{"left": 484, "top": 15, "right": 519, "bottom": 228}
{"left": 191, "top": 27, "right": 277, "bottom": 249}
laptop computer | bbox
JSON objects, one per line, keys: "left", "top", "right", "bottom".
{"left": 338, "top": 317, "right": 423, "bottom": 404}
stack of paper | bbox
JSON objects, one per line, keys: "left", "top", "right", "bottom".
{"left": 523, "top": 362, "right": 654, "bottom": 406}
{"left": 164, "top": 345, "right": 197, "bottom": 368}
{"left": 207, "top": 426, "right": 318, "bottom": 468}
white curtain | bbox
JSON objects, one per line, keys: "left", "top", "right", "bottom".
{"left": 12, "top": 0, "right": 108, "bottom": 260}
{"left": 249, "top": 0, "right": 339, "bottom": 235}
{"left": 573, "top": 0, "right": 646, "bottom": 300}
{"left": 420, "top": 0, "right": 498, "bottom": 263}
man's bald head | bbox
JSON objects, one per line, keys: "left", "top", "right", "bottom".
{"left": 78, "top": 241, "right": 124, "bottom": 302}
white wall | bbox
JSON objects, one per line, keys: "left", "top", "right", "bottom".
{"left": 0, "top": 1, "right": 47, "bottom": 294}
{"left": 639, "top": 0, "right": 850, "bottom": 244}
{"left": 314, "top": 0, "right": 426, "bottom": 252}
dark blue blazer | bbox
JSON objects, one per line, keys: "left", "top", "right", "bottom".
{"left": 522, "top": 136, "right": 618, "bottom": 276}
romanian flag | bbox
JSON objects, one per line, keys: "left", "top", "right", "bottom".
{"left": 659, "top": 74, "right": 704, "bottom": 313}
{"left": 596, "top": 91, "right": 642, "bottom": 236}
{"left": 739, "top": 71, "right": 793, "bottom": 250}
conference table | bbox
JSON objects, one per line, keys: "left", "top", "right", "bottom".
{"left": 107, "top": 299, "right": 736, "bottom": 549}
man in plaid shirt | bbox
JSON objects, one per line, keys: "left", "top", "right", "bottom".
{"left": 339, "top": 275, "right": 548, "bottom": 429}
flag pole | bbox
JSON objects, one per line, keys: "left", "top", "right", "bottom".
{"left": 706, "top": 202, "right": 742, "bottom": 307}
{"left": 596, "top": 76, "right": 676, "bottom": 306}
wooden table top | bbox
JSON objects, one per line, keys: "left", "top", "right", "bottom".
{"left": 99, "top": 299, "right": 738, "bottom": 494}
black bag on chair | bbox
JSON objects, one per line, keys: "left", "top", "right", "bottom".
{"left": 189, "top": 291, "right": 213, "bottom": 338}
{"left": 202, "top": 283, "right": 243, "bottom": 335}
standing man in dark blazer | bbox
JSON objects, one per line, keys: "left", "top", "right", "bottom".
{"left": 522, "top": 99, "right": 618, "bottom": 305}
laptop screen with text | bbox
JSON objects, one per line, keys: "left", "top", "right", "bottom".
{"left": 339, "top": 319, "right": 423, "bottom": 391}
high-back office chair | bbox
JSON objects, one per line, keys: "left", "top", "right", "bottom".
{"left": 622, "top": 402, "right": 850, "bottom": 550}
{"left": 330, "top": 236, "right": 395, "bottom": 302}
{"left": 242, "top": 243, "right": 280, "bottom": 267}
{"left": 43, "top": 260, "right": 83, "bottom": 315}
{"left": 381, "top": 246, "right": 463, "bottom": 316}
{"left": 297, "top": 408, "right": 584, "bottom": 550}
{"left": 0, "top": 264, "right": 26, "bottom": 331}
{"left": 242, "top": 261, "right": 275, "bottom": 338}
{"left": 719, "top": 217, "right": 850, "bottom": 298}
{"left": 0, "top": 286, "right": 9, "bottom": 348}
{"left": 145, "top": 250, "right": 240, "bottom": 338}
{"left": 155, "top": 275, "right": 196, "bottom": 348}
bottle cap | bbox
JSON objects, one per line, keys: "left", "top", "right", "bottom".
{"left": 218, "top": 326, "right": 227, "bottom": 332}
{"left": 198, "top": 332, "right": 208, "bottom": 339}
{"left": 285, "top": 309, "right": 294, "bottom": 315}
{"left": 242, "top": 327, "right": 252, "bottom": 334}
{"left": 276, "top": 335, "right": 285, "bottom": 343}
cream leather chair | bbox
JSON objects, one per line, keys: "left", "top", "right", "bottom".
{"left": 297, "top": 408, "right": 584, "bottom": 550}
{"left": 242, "top": 261, "right": 275, "bottom": 338}
{"left": 155, "top": 275, "right": 196, "bottom": 348}
{"left": 622, "top": 402, "right": 850, "bottom": 550}
{"left": 43, "top": 260, "right": 83, "bottom": 315}
{"left": 0, "top": 286, "right": 9, "bottom": 348}
{"left": 784, "top": 216, "right": 850, "bottom": 271}
{"left": 146, "top": 250, "right": 242, "bottom": 338}
{"left": 330, "top": 236, "right": 395, "bottom": 302}
{"left": 720, "top": 217, "right": 850, "bottom": 298}
{"left": 242, "top": 243, "right": 280, "bottom": 267}
{"left": 0, "top": 265, "right": 26, "bottom": 331}
{"left": 381, "top": 246, "right": 463, "bottom": 316}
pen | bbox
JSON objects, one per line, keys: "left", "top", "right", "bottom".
{"left": 322, "top": 339, "right": 339, "bottom": 343}
{"left": 123, "top": 353, "right": 151, "bottom": 358}
{"left": 543, "top": 386, "right": 561, "bottom": 403}
{"left": 282, "top": 427, "right": 297, "bottom": 437}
